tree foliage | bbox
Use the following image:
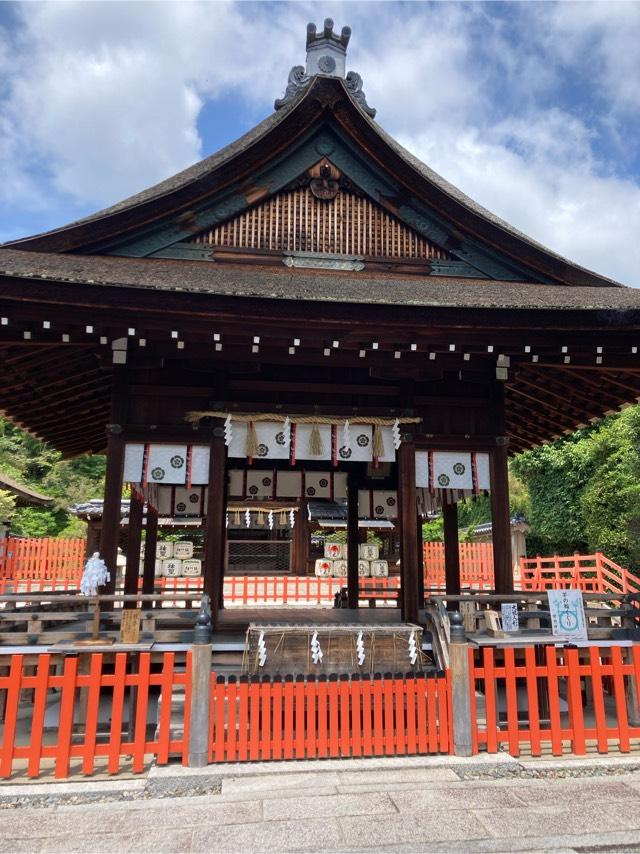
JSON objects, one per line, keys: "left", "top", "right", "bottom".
{"left": 512, "top": 407, "right": 640, "bottom": 570}
{"left": 0, "top": 419, "right": 105, "bottom": 537}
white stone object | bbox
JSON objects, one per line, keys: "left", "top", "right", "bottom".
{"left": 182, "top": 559, "right": 201, "bottom": 577}
{"left": 173, "top": 541, "right": 194, "bottom": 559}
{"left": 324, "top": 542, "right": 345, "bottom": 559}
{"left": 370, "top": 560, "right": 389, "bottom": 577}
{"left": 332, "top": 559, "right": 348, "bottom": 578}
{"left": 359, "top": 543, "right": 379, "bottom": 561}
{"left": 156, "top": 541, "right": 173, "bottom": 559}
{"left": 162, "top": 558, "right": 182, "bottom": 578}
{"left": 315, "top": 558, "right": 333, "bottom": 577}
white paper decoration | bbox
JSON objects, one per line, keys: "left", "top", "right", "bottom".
{"left": 80, "top": 553, "right": 110, "bottom": 596}
{"left": 124, "top": 444, "right": 145, "bottom": 482}
{"left": 190, "top": 446, "right": 210, "bottom": 485}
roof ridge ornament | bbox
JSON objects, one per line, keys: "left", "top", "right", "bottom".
{"left": 274, "top": 18, "right": 376, "bottom": 118}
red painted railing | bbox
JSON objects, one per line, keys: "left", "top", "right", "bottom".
{"left": 0, "top": 651, "right": 190, "bottom": 779}
{"left": 0, "top": 537, "right": 85, "bottom": 582}
{"left": 520, "top": 553, "right": 640, "bottom": 595}
{"left": 470, "top": 644, "right": 640, "bottom": 757}
{"left": 209, "top": 671, "right": 451, "bottom": 762}
{"left": 423, "top": 542, "right": 495, "bottom": 589}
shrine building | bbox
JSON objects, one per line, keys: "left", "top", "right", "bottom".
{"left": 2, "top": 19, "right": 640, "bottom": 631}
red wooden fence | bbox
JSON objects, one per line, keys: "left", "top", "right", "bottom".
{"left": 520, "top": 553, "right": 640, "bottom": 595}
{"left": 423, "top": 542, "right": 495, "bottom": 589}
{"left": 470, "top": 644, "right": 640, "bottom": 757}
{"left": 209, "top": 672, "right": 451, "bottom": 762}
{"left": 0, "top": 537, "right": 85, "bottom": 582}
{"left": 0, "top": 651, "right": 190, "bottom": 779}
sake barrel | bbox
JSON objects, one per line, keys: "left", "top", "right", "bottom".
{"left": 315, "top": 558, "right": 333, "bottom": 578}
{"left": 358, "top": 559, "right": 371, "bottom": 577}
{"left": 182, "top": 558, "right": 201, "bottom": 577}
{"left": 154, "top": 559, "right": 164, "bottom": 577}
{"left": 332, "top": 559, "right": 348, "bottom": 578}
{"left": 370, "top": 560, "right": 389, "bottom": 577}
{"left": 359, "top": 543, "right": 379, "bottom": 561}
{"left": 324, "top": 542, "right": 345, "bottom": 560}
{"left": 162, "top": 558, "right": 182, "bottom": 578}
{"left": 156, "top": 541, "right": 173, "bottom": 559}
{"left": 173, "top": 541, "right": 194, "bottom": 559}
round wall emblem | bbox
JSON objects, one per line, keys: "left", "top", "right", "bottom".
{"left": 249, "top": 485, "right": 258, "bottom": 495}
{"left": 189, "top": 494, "right": 199, "bottom": 504}
{"left": 306, "top": 486, "right": 316, "bottom": 496}
{"left": 170, "top": 455, "right": 184, "bottom": 469}
{"left": 319, "top": 478, "right": 329, "bottom": 488}
{"left": 151, "top": 467, "right": 165, "bottom": 480}
{"left": 453, "top": 462, "right": 466, "bottom": 475}
{"left": 262, "top": 477, "right": 272, "bottom": 487}
{"left": 375, "top": 505, "right": 384, "bottom": 515}
{"left": 176, "top": 502, "right": 186, "bottom": 512}
{"left": 257, "top": 444, "right": 268, "bottom": 457}
{"left": 386, "top": 497, "right": 396, "bottom": 506}
{"left": 275, "top": 432, "right": 286, "bottom": 445}
{"left": 339, "top": 446, "right": 352, "bottom": 459}
{"left": 437, "top": 473, "right": 450, "bottom": 487}
{"left": 318, "top": 55, "right": 336, "bottom": 73}
{"left": 356, "top": 434, "right": 369, "bottom": 447}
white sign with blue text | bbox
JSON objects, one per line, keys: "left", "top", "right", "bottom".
{"left": 547, "top": 589, "right": 588, "bottom": 641}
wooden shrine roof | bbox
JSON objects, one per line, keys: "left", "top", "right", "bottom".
{"left": 1, "top": 248, "right": 638, "bottom": 312}
{"left": 2, "top": 76, "right": 623, "bottom": 289}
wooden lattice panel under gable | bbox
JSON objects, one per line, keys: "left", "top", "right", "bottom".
{"left": 189, "top": 188, "right": 449, "bottom": 260}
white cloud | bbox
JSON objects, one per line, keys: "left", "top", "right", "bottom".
{"left": 1, "top": 0, "right": 639, "bottom": 286}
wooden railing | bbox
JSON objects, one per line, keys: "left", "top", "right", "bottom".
{"left": 0, "top": 537, "right": 85, "bottom": 581}
{"left": 423, "top": 542, "right": 494, "bottom": 589}
{"left": 520, "top": 553, "right": 640, "bottom": 595}
{"left": 0, "top": 651, "right": 190, "bottom": 779}
{"left": 209, "top": 671, "right": 451, "bottom": 762}
{"left": 470, "top": 644, "right": 640, "bottom": 757}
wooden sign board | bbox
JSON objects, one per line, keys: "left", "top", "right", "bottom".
{"left": 460, "top": 600, "right": 477, "bottom": 632}
{"left": 547, "top": 589, "right": 588, "bottom": 640}
{"left": 501, "top": 603, "right": 519, "bottom": 633}
{"left": 120, "top": 609, "right": 141, "bottom": 644}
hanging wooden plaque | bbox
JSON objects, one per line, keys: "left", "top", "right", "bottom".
{"left": 120, "top": 609, "right": 141, "bottom": 644}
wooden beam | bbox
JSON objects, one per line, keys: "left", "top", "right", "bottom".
{"left": 347, "top": 476, "right": 359, "bottom": 609}
{"left": 123, "top": 490, "right": 144, "bottom": 606}
{"left": 142, "top": 506, "right": 158, "bottom": 594}
{"left": 99, "top": 433, "right": 124, "bottom": 595}
{"left": 398, "top": 438, "right": 420, "bottom": 624}
{"left": 443, "top": 502, "right": 461, "bottom": 601}
{"left": 203, "top": 427, "right": 227, "bottom": 616}
{"left": 291, "top": 499, "right": 309, "bottom": 575}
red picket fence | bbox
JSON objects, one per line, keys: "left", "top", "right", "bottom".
{"left": 0, "top": 651, "right": 190, "bottom": 779}
{"left": 423, "top": 542, "right": 494, "bottom": 589}
{"left": 0, "top": 537, "right": 85, "bottom": 582}
{"left": 520, "top": 553, "right": 640, "bottom": 595}
{"left": 470, "top": 644, "right": 640, "bottom": 757}
{"left": 209, "top": 671, "right": 452, "bottom": 762}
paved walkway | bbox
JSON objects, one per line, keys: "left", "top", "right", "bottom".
{"left": 4, "top": 755, "right": 640, "bottom": 852}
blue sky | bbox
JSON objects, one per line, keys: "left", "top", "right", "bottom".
{"left": 1, "top": 1, "right": 640, "bottom": 285}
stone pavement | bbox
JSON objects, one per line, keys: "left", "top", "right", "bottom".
{"left": 4, "top": 754, "right": 640, "bottom": 852}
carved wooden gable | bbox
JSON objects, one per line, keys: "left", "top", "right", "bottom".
{"left": 186, "top": 161, "right": 448, "bottom": 263}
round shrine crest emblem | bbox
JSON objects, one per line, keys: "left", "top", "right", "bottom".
{"left": 306, "top": 487, "right": 316, "bottom": 496}
{"left": 319, "top": 478, "right": 329, "bottom": 488}
{"left": 189, "top": 494, "right": 199, "bottom": 504}
{"left": 387, "top": 497, "right": 396, "bottom": 506}
{"left": 356, "top": 434, "right": 369, "bottom": 447}
{"left": 438, "top": 474, "right": 450, "bottom": 487}
{"left": 275, "top": 432, "right": 286, "bottom": 445}
{"left": 375, "top": 505, "right": 384, "bottom": 515}
{"left": 151, "top": 467, "right": 165, "bottom": 481}
{"left": 262, "top": 477, "right": 272, "bottom": 487}
{"left": 170, "top": 455, "right": 184, "bottom": 469}
{"left": 339, "top": 446, "right": 352, "bottom": 459}
{"left": 176, "top": 502, "right": 186, "bottom": 512}
{"left": 257, "top": 444, "right": 268, "bottom": 457}
{"left": 249, "top": 485, "right": 258, "bottom": 495}
{"left": 453, "top": 462, "right": 466, "bottom": 475}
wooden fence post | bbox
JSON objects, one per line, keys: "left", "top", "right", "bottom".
{"left": 188, "top": 595, "right": 213, "bottom": 768}
{"left": 449, "top": 611, "right": 473, "bottom": 756}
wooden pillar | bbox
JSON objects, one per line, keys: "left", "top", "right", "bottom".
{"left": 490, "top": 382, "right": 513, "bottom": 593}
{"left": 398, "top": 438, "right": 419, "bottom": 624}
{"left": 141, "top": 506, "right": 158, "bottom": 595}
{"left": 123, "top": 490, "right": 144, "bottom": 605}
{"left": 86, "top": 520, "right": 101, "bottom": 558}
{"left": 203, "top": 427, "right": 227, "bottom": 617}
{"left": 443, "top": 501, "right": 461, "bottom": 601}
{"left": 99, "top": 431, "right": 125, "bottom": 595}
{"left": 416, "top": 514, "right": 425, "bottom": 609}
{"left": 347, "top": 476, "right": 359, "bottom": 609}
{"left": 291, "top": 500, "right": 310, "bottom": 575}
